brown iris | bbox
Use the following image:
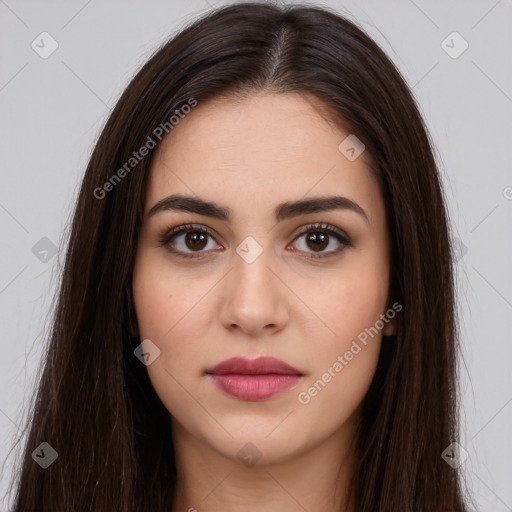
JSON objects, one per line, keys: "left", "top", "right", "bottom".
{"left": 306, "top": 232, "right": 329, "bottom": 252}
{"left": 185, "top": 231, "right": 208, "bottom": 251}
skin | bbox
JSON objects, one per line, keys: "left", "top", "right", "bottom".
{"left": 132, "top": 91, "right": 396, "bottom": 512}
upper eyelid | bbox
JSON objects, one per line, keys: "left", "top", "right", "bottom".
{"left": 162, "top": 222, "right": 351, "bottom": 245}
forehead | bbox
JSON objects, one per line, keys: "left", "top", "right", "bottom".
{"left": 145, "top": 92, "right": 382, "bottom": 225}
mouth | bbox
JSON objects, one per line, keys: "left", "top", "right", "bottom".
{"left": 205, "top": 356, "right": 304, "bottom": 401}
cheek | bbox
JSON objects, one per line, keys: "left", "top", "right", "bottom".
{"left": 293, "top": 259, "right": 387, "bottom": 409}
{"left": 132, "top": 252, "right": 216, "bottom": 405}
{"left": 297, "top": 337, "right": 382, "bottom": 428}
{"left": 300, "top": 260, "right": 389, "bottom": 350}
{"left": 132, "top": 248, "right": 209, "bottom": 342}
{"left": 295, "top": 282, "right": 384, "bottom": 420}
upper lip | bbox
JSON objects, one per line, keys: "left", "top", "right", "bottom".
{"left": 205, "top": 356, "right": 302, "bottom": 375}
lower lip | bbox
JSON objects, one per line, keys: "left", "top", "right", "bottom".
{"left": 208, "top": 374, "right": 302, "bottom": 401}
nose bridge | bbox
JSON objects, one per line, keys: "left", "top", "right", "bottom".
{"left": 231, "top": 235, "right": 277, "bottom": 300}
{"left": 220, "top": 234, "right": 288, "bottom": 334}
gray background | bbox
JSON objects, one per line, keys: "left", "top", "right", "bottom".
{"left": 1, "top": 0, "right": 511, "bottom": 510}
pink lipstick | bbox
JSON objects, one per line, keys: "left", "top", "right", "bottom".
{"left": 205, "top": 356, "right": 303, "bottom": 401}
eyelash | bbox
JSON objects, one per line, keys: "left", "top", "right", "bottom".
{"left": 157, "top": 222, "right": 352, "bottom": 260}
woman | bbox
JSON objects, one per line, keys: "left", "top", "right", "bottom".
{"left": 8, "top": 2, "right": 470, "bottom": 510}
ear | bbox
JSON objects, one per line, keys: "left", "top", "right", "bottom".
{"left": 382, "top": 315, "right": 397, "bottom": 336}
{"left": 383, "top": 280, "right": 400, "bottom": 336}
{"left": 382, "top": 297, "right": 400, "bottom": 337}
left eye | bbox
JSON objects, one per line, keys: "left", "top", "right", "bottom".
{"left": 159, "top": 223, "right": 351, "bottom": 260}
{"left": 290, "top": 224, "right": 351, "bottom": 259}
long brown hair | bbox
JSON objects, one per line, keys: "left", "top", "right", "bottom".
{"left": 8, "top": 2, "right": 469, "bottom": 510}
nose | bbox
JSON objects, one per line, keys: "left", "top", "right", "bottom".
{"left": 219, "top": 246, "right": 290, "bottom": 338}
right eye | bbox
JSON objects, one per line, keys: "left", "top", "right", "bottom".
{"left": 158, "top": 223, "right": 223, "bottom": 259}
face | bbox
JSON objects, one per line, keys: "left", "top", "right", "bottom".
{"left": 132, "top": 91, "right": 396, "bottom": 465}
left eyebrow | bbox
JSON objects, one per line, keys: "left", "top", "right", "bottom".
{"left": 147, "top": 193, "right": 369, "bottom": 225}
